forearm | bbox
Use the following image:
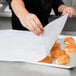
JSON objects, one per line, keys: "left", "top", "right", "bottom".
{"left": 11, "top": 0, "right": 44, "bottom": 36}
{"left": 11, "top": 0, "right": 29, "bottom": 18}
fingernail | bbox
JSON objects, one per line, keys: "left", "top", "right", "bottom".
{"left": 37, "top": 33, "right": 41, "bottom": 36}
{"left": 37, "top": 34, "right": 40, "bottom": 36}
{"left": 41, "top": 28, "right": 44, "bottom": 32}
{"left": 41, "top": 30, "right": 44, "bottom": 35}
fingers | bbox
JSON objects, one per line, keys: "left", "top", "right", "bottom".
{"left": 63, "top": 7, "right": 75, "bottom": 18}
{"left": 69, "top": 8, "right": 75, "bottom": 17}
{"left": 30, "top": 15, "right": 44, "bottom": 35}
{"left": 25, "top": 24, "right": 40, "bottom": 36}
{"left": 63, "top": 8, "right": 71, "bottom": 17}
{"left": 25, "top": 19, "right": 44, "bottom": 36}
{"left": 67, "top": 7, "right": 74, "bottom": 18}
{"left": 34, "top": 16, "right": 44, "bottom": 31}
{"left": 19, "top": 13, "right": 44, "bottom": 36}
{"left": 33, "top": 17, "right": 44, "bottom": 34}
{"left": 30, "top": 20, "right": 42, "bottom": 36}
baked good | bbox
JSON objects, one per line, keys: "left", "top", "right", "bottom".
{"left": 64, "top": 44, "right": 76, "bottom": 55}
{"left": 40, "top": 56, "right": 53, "bottom": 63}
{"left": 51, "top": 42, "right": 61, "bottom": 51}
{"left": 56, "top": 54, "right": 70, "bottom": 65}
{"left": 51, "top": 49, "right": 66, "bottom": 59}
{"left": 64, "top": 37, "right": 75, "bottom": 45}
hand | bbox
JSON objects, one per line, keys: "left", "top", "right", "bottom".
{"left": 62, "top": 7, "right": 75, "bottom": 18}
{"left": 19, "top": 13, "right": 44, "bottom": 36}
{"left": 58, "top": 5, "right": 75, "bottom": 18}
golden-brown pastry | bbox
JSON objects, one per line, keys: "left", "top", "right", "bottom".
{"left": 40, "top": 56, "right": 53, "bottom": 63}
{"left": 56, "top": 54, "right": 70, "bottom": 65}
{"left": 51, "top": 42, "right": 61, "bottom": 51}
{"left": 64, "top": 44, "right": 76, "bottom": 55}
{"left": 64, "top": 37, "right": 75, "bottom": 45}
{"left": 51, "top": 49, "right": 66, "bottom": 59}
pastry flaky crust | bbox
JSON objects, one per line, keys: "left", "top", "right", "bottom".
{"left": 51, "top": 42, "right": 61, "bottom": 51}
{"left": 64, "top": 37, "right": 75, "bottom": 45}
{"left": 51, "top": 49, "right": 66, "bottom": 59}
{"left": 56, "top": 54, "right": 70, "bottom": 65}
{"left": 64, "top": 44, "right": 76, "bottom": 55}
{"left": 40, "top": 56, "right": 53, "bottom": 63}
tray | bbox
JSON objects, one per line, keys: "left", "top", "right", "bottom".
{"left": 28, "top": 35, "right": 76, "bottom": 69}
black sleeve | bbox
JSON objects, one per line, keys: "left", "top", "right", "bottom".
{"left": 6, "top": 0, "right": 12, "bottom": 9}
{"left": 52, "top": 0, "right": 64, "bottom": 16}
{"left": 6, "top": 0, "right": 12, "bottom": 4}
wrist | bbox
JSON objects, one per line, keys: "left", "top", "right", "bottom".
{"left": 58, "top": 5, "right": 67, "bottom": 13}
{"left": 18, "top": 8, "right": 29, "bottom": 19}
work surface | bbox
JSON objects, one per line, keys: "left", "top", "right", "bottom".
{"left": 0, "top": 31, "right": 76, "bottom": 76}
{"left": 0, "top": 61, "right": 76, "bottom": 76}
